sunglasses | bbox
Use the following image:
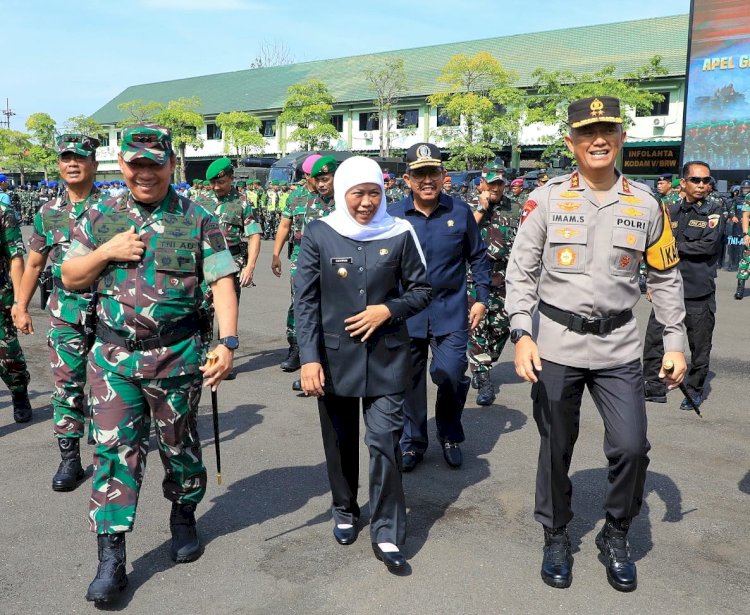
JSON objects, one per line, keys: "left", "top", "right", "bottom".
{"left": 685, "top": 176, "right": 711, "bottom": 185}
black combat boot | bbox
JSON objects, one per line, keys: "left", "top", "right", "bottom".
{"left": 170, "top": 502, "right": 204, "bottom": 563}
{"left": 85, "top": 533, "right": 127, "bottom": 603}
{"left": 11, "top": 390, "right": 32, "bottom": 423}
{"left": 280, "top": 343, "right": 300, "bottom": 372}
{"left": 475, "top": 372, "right": 496, "bottom": 406}
{"left": 734, "top": 279, "right": 745, "bottom": 300}
{"left": 541, "top": 525, "right": 573, "bottom": 589}
{"left": 52, "top": 437, "right": 85, "bottom": 492}
{"left": 595, "top": 514, "right": 637, "bottom": 592}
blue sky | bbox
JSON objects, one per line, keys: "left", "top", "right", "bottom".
{"left": 3, "top": 0, "right": 690, "bottom": 132}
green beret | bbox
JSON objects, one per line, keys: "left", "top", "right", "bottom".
{"left": 271, "top": 180, "right": 280, "bottom": 186}
{"left": 310, "top": 155, "right": 337, "bottom": 178}
{"left": 236, "top": 181, "right": 246, "bottom": 187}
{"left": 202, "top": 180, "right": 210, "bottom": 186}
{"left": 671, "top": 176, "right": 681, "bottom": 189}
{"left": 192, "top": 179, "right": 201, "bottom": 185}
{"left": 206, "top": 157, "right": 233, "bottom": 181}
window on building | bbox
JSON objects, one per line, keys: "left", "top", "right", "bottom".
{"left": 436, "top": 106, "right": 455, "bottom": 127}
{"left": 330, "top": 114, "right": 344, "bottom": 132}
{"left": 358, "top": 112, "right": 379, "bottom": 131}
{"left": 637, "top": 92, "right": 671, "bottom": 116}
{"left": 260, "top": 119, "right": 276, "bottom": 137}
{"left": 206, "top": 123, "right": 222, "bottom": 140}
{"left": 115, "top": 131, "right": 122, "bottom": 144}
{"left": 99, "top": 134, "right": 110, "bottom": 147}
{"left": 397, "top": 109, "right": 419, "bottom": 129}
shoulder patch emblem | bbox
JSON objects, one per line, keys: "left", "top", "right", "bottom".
{"left": 707, "top": 214, "right": 720, "bottom": 229}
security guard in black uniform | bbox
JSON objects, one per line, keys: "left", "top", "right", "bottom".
{"left": 643, "top": 160, "right": 723, "bottom": 409}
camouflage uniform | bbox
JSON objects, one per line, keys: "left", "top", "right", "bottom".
{"left": 264, "top": 187, "right": 280, "bottom": 239}
{"left": 467, "top": 193, "right": 519, "bottom": 377}
{"left": 285, "top": 193, "right": 335, "bottom": 345}
{"left": 27, "top": 187, "right": 101, "bottom": 439}
{"left": 737, "top": 193, "right": 750, "bottom": 285}
{"left": 210, "top": 186, "right": 261, "bottom": 298}
{"left": 385, "top": 186, "right": 405, "bottom": 204}
{"left": 0, "top": 200, "right": 30, "bottom": 396}
{"left": 508, "top": 189, "right": 529, "bottom": 210}
{"left": 66, "top": 189, "right": 236, "bottom": 534}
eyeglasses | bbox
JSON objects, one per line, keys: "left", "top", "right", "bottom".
{"left": 408, "top": 168, "right": 443, "bottom": 181}
{"left": 685, "top": 176, "right": 711, "bottom": 185}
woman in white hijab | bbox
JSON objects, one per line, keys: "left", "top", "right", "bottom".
{"left": 294, "top": 156, "right": 431, "bottom": 572}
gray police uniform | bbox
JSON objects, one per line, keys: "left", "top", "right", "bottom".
{"left": 505, "top": 171, "right": 685, "bottom": 528}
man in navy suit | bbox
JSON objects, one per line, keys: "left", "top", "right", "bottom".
{"left": 388, "top": 143, "right": 491, "bottom": 470}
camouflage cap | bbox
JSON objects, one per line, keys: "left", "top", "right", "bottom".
{"left": 206, "top": 157, "right": 233, "bottom": 181}
{"left": 57, "top": 133, "right": 100, "bottom": 157}
{"left": 120, "top": 124, "right": 173, "bottom": 165}
{"left": 310, "top": 155, "right": 337, "bottom": 178}
{"left": 482, "top": 162, "right": 505, "bottom": 184}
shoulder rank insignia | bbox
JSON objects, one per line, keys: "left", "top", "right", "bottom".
{"left": 570, "top": 173, "right": 580, "bottom": 189}
{"left": 557, "top": 202, "right": 581, "bottom": 212}
{"left": 621, "top": 207, "right": 644, "bottom": 217}
{"left": 621, "top": 177, "right": 631, "bottom": 193}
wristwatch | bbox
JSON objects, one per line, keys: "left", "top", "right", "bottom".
{"left": 218, "top": 336, "right": 240, "bottom": 350}
{"left": 510, "top": 329, "right": 531, "bottom": 344}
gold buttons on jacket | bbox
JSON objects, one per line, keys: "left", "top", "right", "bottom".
{"left": 337, "top": 267, "right": 348, "bottom": 278}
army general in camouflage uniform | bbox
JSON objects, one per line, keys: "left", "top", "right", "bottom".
{"left": 13, "top": 134, "right": 102, "bottom": 491}
{"left": 0, "top": 173, "right": 32, "bottom": 423}
{"left": 62, "top": 125, "right": 239, "bottom": 605}
{"left": 467, "top": 163, "right": 520, "bottom": 406}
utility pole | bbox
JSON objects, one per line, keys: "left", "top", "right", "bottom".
{"left": 2, "top": 98, "right": 16, "bottom": 129}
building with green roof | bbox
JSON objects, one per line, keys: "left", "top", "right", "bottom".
{"left": 91, "top": 14, "right": 689, "bottom": 179}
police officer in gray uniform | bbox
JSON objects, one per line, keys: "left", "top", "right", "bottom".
{"left": 505, "top": 96, "right": 687, "bottom": 593}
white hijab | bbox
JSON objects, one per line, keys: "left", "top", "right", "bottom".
{"left": 322, "top": 156, "right": 425, "bottom": 265}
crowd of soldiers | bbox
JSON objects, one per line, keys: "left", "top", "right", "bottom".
{"left": 1, "top": 107, "right": 749, "bottom": 604}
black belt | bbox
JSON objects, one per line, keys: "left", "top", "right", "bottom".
{"left": 538, "top": 301, "right": 633, "bottom": 335}
{"left": 52, "top": 276, "right": 91, "bottom": 294}
{"left": 95, "top": 314, "right": 200, "bottom": 351}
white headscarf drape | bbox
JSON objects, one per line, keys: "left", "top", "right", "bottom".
{"left": 322, "top": 156, "right": 425, "bottom": 264}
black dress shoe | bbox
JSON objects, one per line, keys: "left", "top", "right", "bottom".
{"left": 401, "top": 450, "right": 423, "bottom": 473}
{"left": 333, "top": 524, "right": 358, "bottom": 545}
{"left": 541, "top": 526, "right": 573, "bottom": 589}
{"left": 679, "top": 393, "right": 702, "bottom": 412}
{"left": 595, "top": 517, "right": 637, "bottom": 592}
{"left": 12, "top": 390, "right": 32, "bottom": 423}
{"left": 644, "top": 381, "right": 667, "bottom": 403}
{"left": 441, "top": 441, "right": 463, "bottom": 468}
{"left": 292, "top": 379, "right": 302, "bottom": 392}
{"left": 372, "top": 543, "right": 406, "bottom": 571}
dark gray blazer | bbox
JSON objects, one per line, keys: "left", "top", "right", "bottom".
{"left": 294, "top": 220, "right": 431, "bottom": 398}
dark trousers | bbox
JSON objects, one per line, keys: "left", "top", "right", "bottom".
{"left": 318, "top": 394, "right": 406, "bottom": 545}
{"left": 532, "top": 359, "right": 650, "bottom": 529}
{"left": 400, "top": 329, "right": 470, "bottom": 454}
{"left": 642, "top": 296, "right": 716, "bottom": 397}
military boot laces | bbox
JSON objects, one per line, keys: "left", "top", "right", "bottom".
{"left": 52, "top": 437, "right": 85, "bottom": 492}
{"left": 596, "top": 516, "right": 637, "bottom": 592}
{"left": 11, "top": 390, "right": 32, "bottom": 423}
{"left": 541, "top": 526, "right": 573, "bottom": 589}
{"left": 280, "top": 343, "right": 301, "bottom": 372}
{"left": 170, "top": 502, "right": 204, "bottom": 563}
{"left": 86, "top": 533, "right": 127, "bottom": 603}
{"left": 475, "top": 372, "right": 496, "bottom": 406}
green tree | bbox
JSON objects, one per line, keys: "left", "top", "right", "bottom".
{"left": 154, "top": 97, "right": 204, "bottom": 183}
{"left": 0, "top": 129, "right": 35, "bottom": 184}
{"left": 64, "top": 115, "right": 106, "bottom": 140}
{"left": 25, "top": 112, "right": 58, "bottom": 181}
{"left": 527, "top": 55, "right": 669, "bottom": 157}
{"left": 117, "top": 99, "right": 165, "bottom": 126}
{"left": 365, "top": 57, "right": 407, "bottom": 157}
{"left": 278, "top": 79, "right": 339, "bottom": 152}
{"left": 215, "top": 111, "right": 265, "bottom": 157}
{"left": 429, "top": 52, "right": 523, "bottom": 170}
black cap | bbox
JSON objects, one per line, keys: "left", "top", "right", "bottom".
{"left": 568, "top": 96, "right": 623, "bottom": 128}
{"left": 657, "top": 174, "right": 673, "bottom": 182}
{"left": 405, "top": 143, "right": 442, "bottom": 170}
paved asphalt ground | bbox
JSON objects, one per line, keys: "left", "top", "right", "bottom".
{"left": 1, "top": 230, "right": 749, "bottom": 614}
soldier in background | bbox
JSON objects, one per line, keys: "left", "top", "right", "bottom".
{"left": 734, "top": 179, "right": 750, "bottom": 298}
{"left": 13, "top": 134, "right": 102, "bottom": 491}
{"left": 466, "top": 163, "right": 519, "bottom": 406}
{"left": 0, "top": 173, "right": 32, "bottom": 423}
{"left": 507, "top": 178, "right": 527, "bottom": 209}
{"left": 62, "top": 125, "right": 239, "bottom": 604}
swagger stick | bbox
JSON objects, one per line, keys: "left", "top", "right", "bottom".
{"left": 663, "top": 360, "right": 701, "bottom": 417}
{"left": 205, "top": 352, "right": 223, "bottom": 483}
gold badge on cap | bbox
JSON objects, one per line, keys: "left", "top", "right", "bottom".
{"left": 590, "top": 98, "right": 605, "bottom": 117}
{"left": 416, "top": 144, "right": 432, "bottom": 160}
{"left": 379, "top": 248, "right": 389, "bottom": 256}
{"left": 337, "top": 267, "right": 348, "bottom": 278}
{"left": 447, "top": 220, "right": 455, "bottom": 227}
